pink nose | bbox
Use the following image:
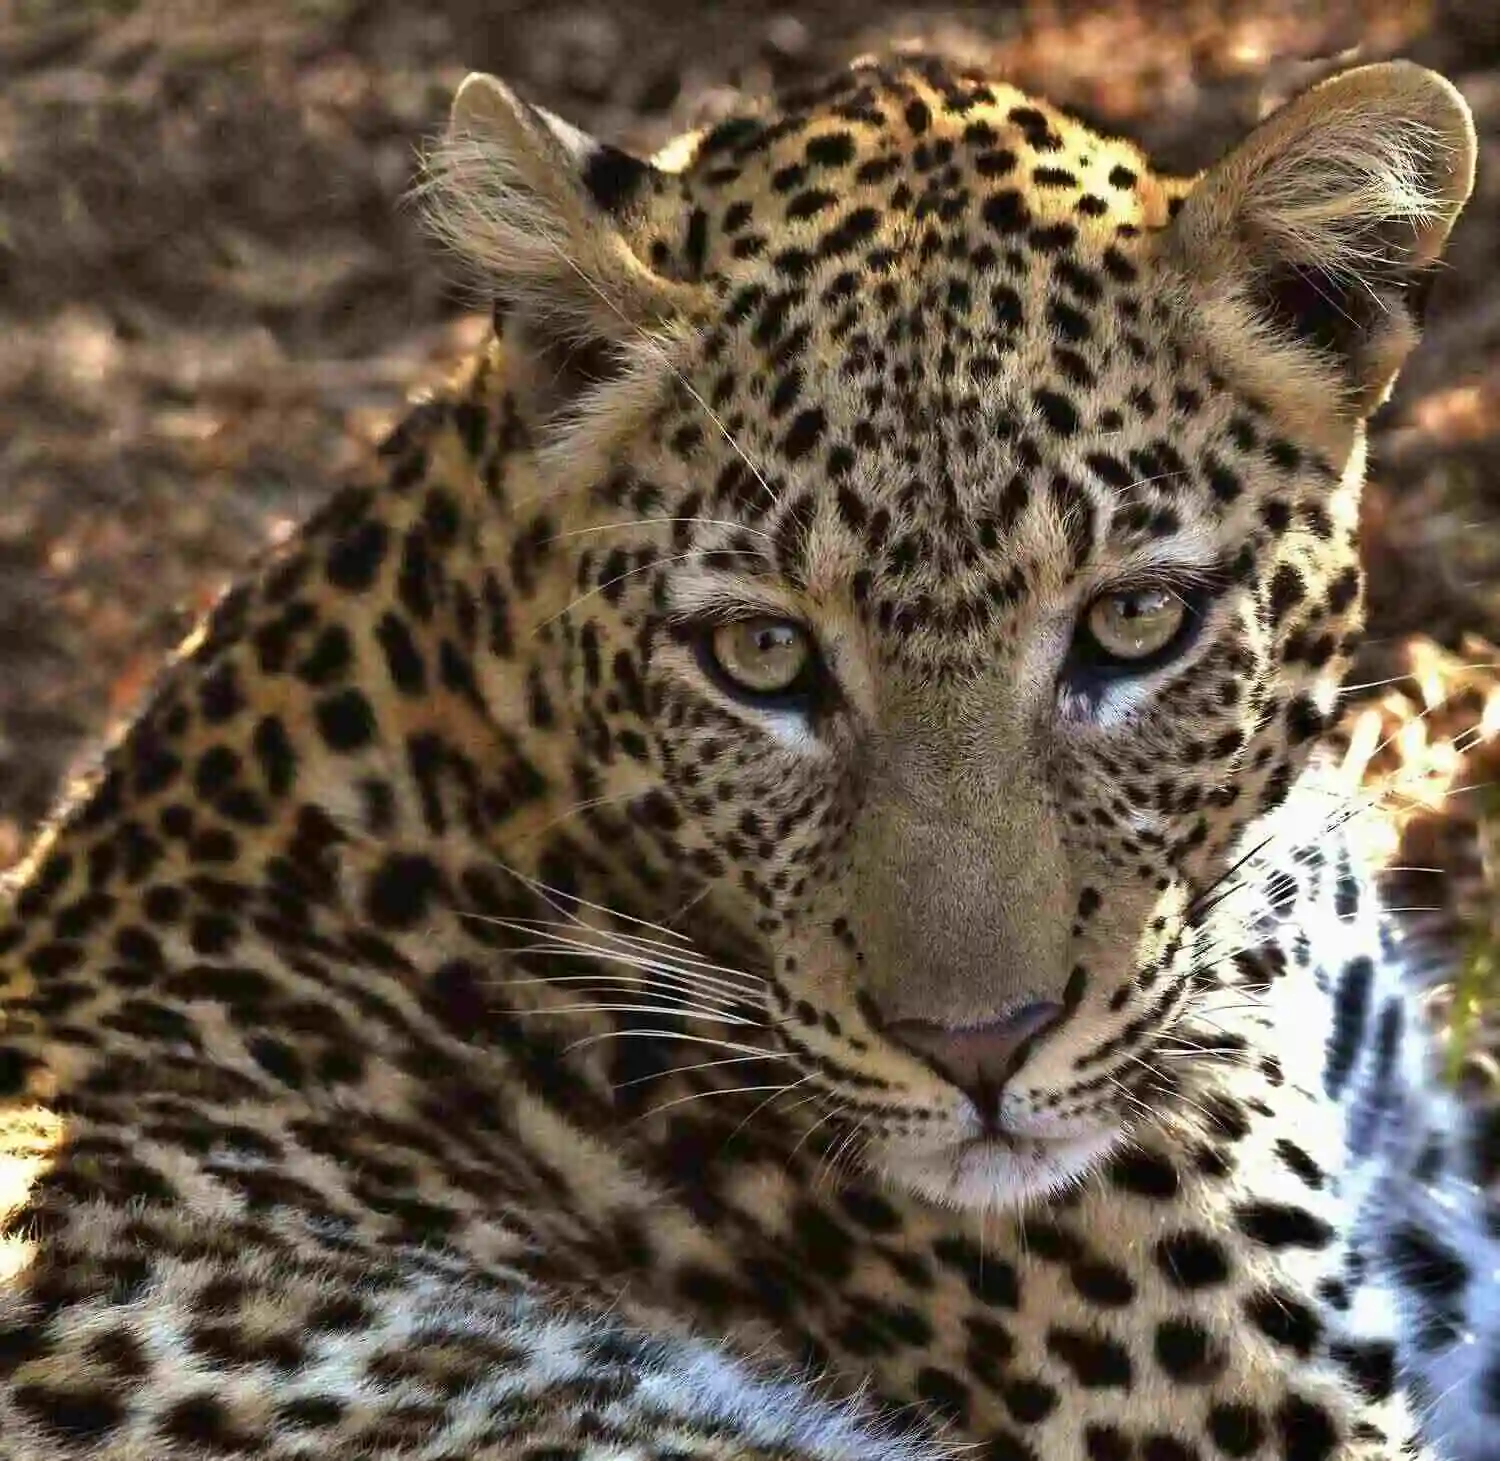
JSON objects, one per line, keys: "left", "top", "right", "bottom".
{"left": 884, "top": 1000, "right": 1064, "bottom": 1106}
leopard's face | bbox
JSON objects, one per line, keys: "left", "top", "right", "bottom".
{"left": 603, "top": 216, "right": 1366, "bottom": 1212}
{"left": 429, "top": 57, "right": 1474, "bottom": 1207}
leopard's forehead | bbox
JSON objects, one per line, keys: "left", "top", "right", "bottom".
{"left": 622, "top": 62, "right": 1329, "bottom": 664}
{"left": 673, "top": 60, "right": 1179, "bottom": 270}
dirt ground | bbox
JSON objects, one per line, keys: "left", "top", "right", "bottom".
{"left": 5, "top": 0, "right": 1500, "bottom": 1050}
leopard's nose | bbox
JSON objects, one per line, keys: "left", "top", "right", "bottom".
{"left": 884, "top": 1000, "right": 1064, "bottom": 1103}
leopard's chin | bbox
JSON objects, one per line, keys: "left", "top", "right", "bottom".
{"left": 872, "top": 1125, "right": 1123, "bottom": 1211}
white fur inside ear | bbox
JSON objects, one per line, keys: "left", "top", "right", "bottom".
{"left": 1170, "top": 61, "right": 1476, "bottom": 425}
{"left": 419, "top": 73, "right": 706, "bottom": 345}
{"left": 1183, "top": 62, "right": 1475, "bottom": 282}
{"left": 528, "top": 104, "right": 600, "bottom": 165}
{"left": 1240, "top": 110, "right": 1455, "bottom": 282}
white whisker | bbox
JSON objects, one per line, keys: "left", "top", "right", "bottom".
{"left": 476, "top": 923, "right": 762, "bottom": 996}
{"left": 563, "top": 1029, "right": 774, "bottom": 1059}
{"left": 545, "top": 517, "right": 776, "bottom": 545}
{"left": 640, "top": 1082, "right": 802, "bottom": 1121}
{"left": 613, "top": 1052, "right": 789, "bottom": 1090}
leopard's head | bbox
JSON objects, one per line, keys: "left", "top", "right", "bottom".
{"left": 424, "top": 56, "right": 1474, "bottom": 1206}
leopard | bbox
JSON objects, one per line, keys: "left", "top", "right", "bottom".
{"left": 0, "top": 47, "right": 1493, "bottom": 1461}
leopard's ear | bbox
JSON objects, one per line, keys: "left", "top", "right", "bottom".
{"left": 1170, "top": 61, "right": 1475, "bottom": 420}
{"left": 421, "top": 74, "right": 709, "bottom": 346}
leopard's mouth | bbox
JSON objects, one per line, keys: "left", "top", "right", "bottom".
{"left": 871, "top": 1122, "right": 1123, "bottom": 1210}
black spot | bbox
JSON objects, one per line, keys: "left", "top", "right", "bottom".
{"left": 999, "top": 1376, "right": 1058, "bottom": 1425}
{"left": 314, "top": 689, "right": 377, "bottom": 752}
{"left": 1268, "top": 565, "right": 1304, "bottom": 623}
{"left": 278, "top": 1395, "right": 347, "bottom": 1430}
{"left": 1071, "top": 1259, "right": 1135, "bottom": 1307}
{"left": 376, "top": 612, "right": 427, "bottom": 695}
{"left": 916, "top": 1366, "right": 971, "bottom": 1425}
{"left": 198, "top": 664, "right": 245, "bottom": 724}
{"left": 1144, "top": 1439, "right": 1198, "bottom": 1461}
{"left": 1329, "top": 1338, "right": 1395, "bottom": 1403}
{"left": 582, "top": 144, "right": 651, "bottom": 214}
{"left": 1275, "top": 1395, "right": 1337, "bottom": 1461}
{"left": 192, "top": 746, "right": 241, "bottom": 802}
{"left": 0, "top": 1046, "right": 40, "bottom": 1096}
{"left": 819, "top": 207, "right": 880, "bottom": 257}
{"left": 1243, "top": 1287, "right": 1321, "bottom": 1356}
{"left": 991, "top": 284, "right": 1024, "bottom": 330}
{"left": 805, "top": 132, "right": 856, "bottom": 169}
{"left": 838, "top": 1186, "right": 901, "bottom": 1233}
{"left": 161, "top": 1392, "right": 253, "bottom": 1451}
{"left": 975, "top": 150, "right": 1018, "bottom": 179}
{"left": 1155, "top": 1230, "right": 1231, "bottom": 1289}
{"left": 426, "top": 959, "right": 488, "bottom": 1037}
{"left": 987, "top": 1429, "right": 1042, "bottom": 1461}
{"left": 684, "top": 206, "right": 709, "bottom": 276}
{"left": 1109, "top": 1149, "right": 1178, "bottom": 1199}
{"left": 1326, "top": 565, "right": 1360, "bottom": 616}
{"left": 1085, "top": 1426, "right": 1132, "bottom": 1461}
{"left": 364, "top": 854, "right": 444, "bottom": 931}
{"left": 783, "top": 408, "right": 827, "bottom": 461}
{"left": 297, "top": 624, "right": 353, "bottom": 687}
{"left": 1324, "top": 955, "right": 1372, "bottom": 1098}
{"left": 325, "top": 519, "right": 390, "bottom": 591}
{"left": 1385, "top": 1224, "right": 1470, "bottom": 1297}
{"left": 1154, "top": 1318, "right": 1225, "bottom": 1383}
{"left": 1283, "top": 695, "right": 1324, "bottom": 746}
{"left": 1029, "top": 222, "right": 1076, "bottom": 252}
{"left": 932, "top": 1235, "right": 1020, "bottom": 1307}
{"left": 1273, "top": 1139, "right": 1324, "bottom": 1190}
{"left": 983, "top": 190, "right": 1032, "bottom": 235}
{"left": 1046, "top": 1327, "right": 1133, "bottom": 1388}
{"left": 785, "top": 189, "right": 837, "bottom": 221}
{"left": 13, "top": 1383, "right": 127, "bottom": 1444}
{"left": 1018, "top": 1219, "right": 1082, "bottom": 1263}
{"left": 1207, "top": 1404, "right": 1264, "bottom": 1458}
{"left": 250, "top": 716, "right": 297, "bottom": 797}
{"left": 1234, "top": 1201, "right": 1334, "bottom": 1251}
{"left": 1032, "top": 389, "right": 1079, "bottom": 437}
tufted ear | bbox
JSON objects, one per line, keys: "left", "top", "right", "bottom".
{"left": 420, "top": 74, "right": 708, "bottom": 348}
{"left": 1170, "top": 61, "right": 1475, "bottom": 420}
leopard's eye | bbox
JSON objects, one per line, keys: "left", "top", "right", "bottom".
{"left": 705, "top": 618, "right": 817, "bottom": 700}
{"left": 1080, "top": 587, "right": 1187, "bottom": 664}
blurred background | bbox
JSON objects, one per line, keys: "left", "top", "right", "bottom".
{"left": 3, "top": 0, "right": 1500, "bottom": 1064}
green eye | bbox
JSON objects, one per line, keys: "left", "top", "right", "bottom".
{"left": 1082, "top": 587, "right": 1187, "bottom": 662}
{"left": 705, "top": 618, "right": 816, "bottom": 698}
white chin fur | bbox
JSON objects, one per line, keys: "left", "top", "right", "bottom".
{"left": 872, "top": 1128, "right": 1124, "bottom": 1210}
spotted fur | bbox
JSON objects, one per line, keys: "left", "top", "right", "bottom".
{"left": 0, "top": 53, "right": 1486, "bottom": 1461}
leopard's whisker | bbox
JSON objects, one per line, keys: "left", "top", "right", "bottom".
{"left": 544, "top": 518, "right": 776, "bottom": 545}
{"left": 612, "top": 1051, "right": 792, "bottom": 1091}
{"left": 499, "top": 967, "right": 754, "bottom": 1016}
{"left": 477, "top": 857, "right": 700, "bottom": 945}
{"left": 470, "top": 921, "right": 763, "bottom": 995}
{"left": 485, "top": 917, "right": 763, "bottom": 984}
{"left": 638, "top": 1082, "right": 804, "bottom": 1122}
{"left": 563, "top": 1029, "right": 778, "bottom": 1059}
{"left": 513, "top": 1000, "right": 763, "bottom": 1027}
